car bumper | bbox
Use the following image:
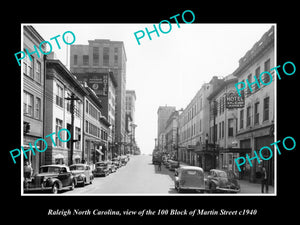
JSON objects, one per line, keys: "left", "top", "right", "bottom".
{"left": 24, "top": 185, "right": 52, "bottom": 192}
{"left": 216, "top": 187, "right": 240, "bottom": 193}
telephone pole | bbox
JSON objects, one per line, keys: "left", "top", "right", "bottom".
{"left": 65, "top": 93, "right": 80, "bottom": 165}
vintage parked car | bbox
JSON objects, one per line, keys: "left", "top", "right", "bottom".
{"left": 120, "top": 155, "right": 128, "bottom": 166}
{"left": 24, "top": 165, "right": 76, "bottom": 194}
{"left": 106, "top": 161, "right": 117, "bottom": 173}
{"left": 174, "top": 166, "right": 206, "bottom": 193}
{"left": 112, "top": 158, "right": 122, "bottom": 168}
{"left": 69, "top": 164, "right": 94, "bottom": 187}
{"left": 206, "top": 169, "right": 240, "bottom": 193}
{"left": 168, "top": 160, "right": 180, "bottom": 171}
{"left": 93, "top": 162, "right": 110, "bottom": 177}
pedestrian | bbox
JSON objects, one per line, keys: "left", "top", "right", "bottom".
{"left": 157, "top": 160, "right": 162, "bottom": 171}
{"left": 261, "top": 166, "right": 268, "bottom": 193}
{"left": 24, "top": 161, "right": 32, "bottom": 180}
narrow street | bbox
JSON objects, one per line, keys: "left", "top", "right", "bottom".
{"left": 65, "top": 155, "right": 177, "bottom": 194}
{"left": 64, "top": 154, "right": 274, "bottom": 195}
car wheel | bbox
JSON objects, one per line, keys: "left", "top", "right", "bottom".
{"left": 90, "top": 177, "right": 93, "bottom": 184}
{"left": 209, "top": 183, "right": 216, "bottom": 193}
{"left": 70, "top": 180, "right": 75, "bottom": 190}
{"left": 52, "top": 183, "right": 59, "bottom": 194}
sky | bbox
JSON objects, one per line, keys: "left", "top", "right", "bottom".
{"left": 31, "top": 23, "right": 274, "bottom": 154}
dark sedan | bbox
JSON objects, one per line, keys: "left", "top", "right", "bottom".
{"left": 24, "top": 165, "right": 76, "bottom": 194}
{"left": 206, "top": 169, "right": 240, "bottom": 193}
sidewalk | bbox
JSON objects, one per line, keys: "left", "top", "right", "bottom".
{"left": 239, "top": 179, "right": 274, "bottom": 194}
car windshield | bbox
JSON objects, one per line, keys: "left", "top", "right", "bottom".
{"left": 70, "top": 165, "right": 85, "bottom": 171}
{"left": 182, "top": 170, "right": 202, "bottom": 176}
{"left": 216, "top": 171, "right": 227, "bottom": 178}
{"left": 96, "top": 163, "right": 107, "bottom": 167}
{"left": 39, "top": 166, "right": 60, "bottom": 174}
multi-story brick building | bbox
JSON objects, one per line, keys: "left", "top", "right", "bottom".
{"left": 23, "top": 25, "right": 46, "bottom": 174}
{"left": 157, "top": 106, "right": 176, "bottom": 152}
{"left": 178, "top": 82, "right": 212, "bottom": 169}
{"left": 233, "top": 25, "right": 275, "bottom": 184}
{"left": 45, "top": 59, "right": 87, "bottom": 165}
{"left": 70, "top": 39, "right": 127, "bottom": 155}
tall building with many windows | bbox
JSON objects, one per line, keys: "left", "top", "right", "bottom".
{"left": 233, "top": 26, "right": 275, "bottom": 184}
{"left": 157, "top": 106, "right": 176, "bottom": 151}
{"left": 23, "top": 25, "right": 46, "bottom": 173}
{"left": 45, "top": 59, "right": 87, "bottom": 165}
{"left": 70, "top": 39, "right": 127, "bottom": 154}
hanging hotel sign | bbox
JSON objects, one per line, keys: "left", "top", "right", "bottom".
{"left": 226, "top": 91, "right": 244, "bottom": 108}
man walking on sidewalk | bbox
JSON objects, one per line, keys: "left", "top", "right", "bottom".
{"left": 261, "top": 166, "right": 268, "bottom": 193}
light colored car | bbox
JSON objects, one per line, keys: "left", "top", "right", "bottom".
{"left": 70, "top": 164, "right": 94, "bottom": 187}
{"left": 174, "top": 166, "right": 206, "bottom": 193}
{"left": 107, "top": 160, "right": 117, "bottom": 173}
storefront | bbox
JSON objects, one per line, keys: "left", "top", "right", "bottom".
{"left": 23, "top": 135, "right": 43, "bottom": 175}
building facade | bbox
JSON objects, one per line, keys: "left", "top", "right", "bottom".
{"left": 164, "top": 111, "right": 179, "bottom": 158}
{"left": 157, "top": 106, "right": 176, "bottom": 152}
{"left": 23, "top": 25, "right": 46, "bottom": 174}
{"left": 233, "top": 25, "right": 275, "bottom": 184}
{"left": 73, "top": 72, "right": 117, "bottom": 158}
{"left": 83, "top": 84, "right": 106, "bottom": 164}
{"left": 70, "top": 39, "right": 127, "bottom": 155}
{"left": 207, "top": 75, "right": 245, "bottom": 174}
{"left": 45, "top": 59, "right": 87, "bottom": 165}
{"left": 125, "top": 90, "right": 137, "bottom": 154}
{"left": 178, "top": 82, "right": 212, "bottom": 169}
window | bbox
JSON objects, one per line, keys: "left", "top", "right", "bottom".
{"left": 263, "top": 97, "right": 270, "bottom": 121}
{"left": 219, "top": 122, "right": 221, "bottom": 139}
{"left": 263, "top": 59, "right": 271, "bottom": 84}
{"left": 35, "top": 97, "right": 41, "bottom": 119}
{"left": 56, "top": 119, "right": 63, "bottom": 147}
{"left": 114, "top": 47, "right": 118, "bottom": 66}
{"left": 222, "top": 121, "right": 224, "bottom": 138}
{"left": 228, "top": 119, "right": 234, "bottom": 137}
{"left": 247, "top": 74, "right": 252, "bottom": 96}
{"left": 264, "top": 58, "right": 271, "bottom": 71}
{"left": 254, "top": 67, "right": 261, "bottom": 92}
{"left": 83, "top": 55, "right": 89, "bottom": 65}
{"left": 246, "top": 106, "right": 251, "bottom": 127}
{"left": 56, "top": 84, "right": 63, "bottom": 107}
{"left": 85, "top": 120, "right": 89, "bottom": 133}
{"left": 93, "top": 47, "right": 99, "bottom": 66}
{"left": 35, "top": 61, "right": 41, "bottom": 83}
{"left": 74, "top": 55, "right": 78, "bottom": 65}
{"left": 254, "top": 102, "right": 259, "bottom": 124}
{"left": 240, "top": 79, "right": 245, "bottom": 98}
{"left": 23, "top": 91, "right": 34, "bottom": 116}
{"left": 240, "top": 109, "right": 244, "bottom": 129}
{"left": 75, "top": 127, "right": 81, "bottom": 150}
{"left": 103, "top": 47, "right": 109, "bottom": 66}
{"left": 23, "top": 52, "right": 34, "bottom": 79}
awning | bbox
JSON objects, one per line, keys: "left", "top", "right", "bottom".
{"left": 95, "top": 149, "right": 104, "bottom": 155}
{"left": 74, "top": 154, "right": 81, "bottom": 159}
{"left": 219, "top": 147, "right": 252, "bottom": 153}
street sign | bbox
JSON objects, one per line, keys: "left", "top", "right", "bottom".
{"left": 226, "top": 92, "right": 244, "bottom": 108}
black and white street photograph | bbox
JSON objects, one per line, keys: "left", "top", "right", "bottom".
{"left": 4, "top": 3, "right": 299, "bottom": 223}
{"left": 20, "top": 23, "right": 276, "bottom": 195}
